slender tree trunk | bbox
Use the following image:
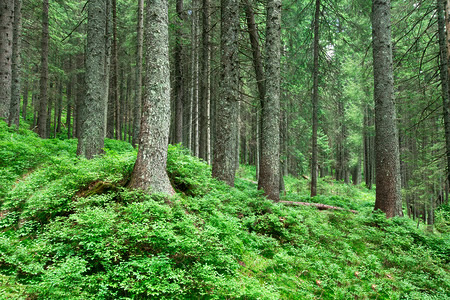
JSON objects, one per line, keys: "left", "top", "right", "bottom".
{"left": 372, "top": 0, "right": 403, "bottom": 218}
{"left": 77, "top": 0, "right": 108, "bottom": 159}
{"left": 212, "top": 0, "right": 239, "bottom": 186}
{"left": 191, "top": 1, "right": 199, "bottom": 156}
{"left": 8, "top": 0, "right": 22, "bottom": 129}
{"left": 174, "top": 0, "right": 184, "bottom": 144}
{"left": 199, "top": 0, "right": 211, "bottom": 163}
{"left": 37, "top": 0, "right": 49, "bottom": 138}
{"left": 66, "top": 72, "right": 72, "bottom": 139}
{"left": 22, "top": 79, "right": 28, "bottom": 120}
{"left": 310, "top": 0, "right": 320, "bottom": 197}
{"left": 111, "top": 0, "right": 120, "bottom": 140}
{"left": 56, "top": 78, "right": 63, "bottom": 133}
{"left": 258, "top": 0, "right": 282, "bottom": 201}
{"left": 0, "top": 0, "right": 13, "bottom": 121}
{"left": 129, "top": 0, "right": 174, "bottom": 195}
{"left": 132, "top": 0, "right": 144, "bottom": 147}
{"left": 442, "top": 0, "right": 450, "bottom": 185}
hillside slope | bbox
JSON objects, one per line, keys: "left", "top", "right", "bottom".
{"left": 0, "top": 122, "right": 449, "bottom": 299}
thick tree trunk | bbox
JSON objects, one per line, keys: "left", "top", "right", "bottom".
{"left": 0, "top": 0, "right": 13, "bottom": 121}
{"left": 37, "top": 0, "right": 49, "bottom": 138}
{"left": 132, "top": 0, "right": 144, "bottom": 147}
{"left": 129, "top": 0, "right": 174, "bottom": 195}
{"left": 258, "top": 0, "right": 281, "bottom": 201}
{"left": 191, "top": 0, "right": 199, "bottom": 156}
{"left": 199, "top": 0, "right": 211, "bottom": 163}
{"left": 310, "top": 0, "right": 320, "bottom": 197}
{"left": 77, "top": 0, "right": 108, "bottom": 159}
{"left": 372, "top": 0, "right": 403, "bottom": 218}
{"left": 212, "top": 0, "right": 239, "bottom": 186}
{"left": 8, "top": 0, "right": 22, "bottom": 129}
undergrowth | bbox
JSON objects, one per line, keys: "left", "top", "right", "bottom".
{"left": 0, "top": 121, "right": 449, "bottom": 299}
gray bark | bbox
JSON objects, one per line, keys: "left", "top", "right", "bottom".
{"left": 22, "top": 79, "right": 28, "bottom": 120}
{"left": 37, "top": 0, "right": 49, "bottom": 138}
{"left": 310, "top": 0, "right": 320, "bottom": 197}
{"left": 132, "top": 0, "right": 144, "bottom": 147}
{"left": 174, "top": 0, "right": 184, "bottom": 144}
{"left": 8, "top": 0, "right": 21, "bottom": 129}
{"left": 372, "top": 0, "right": 403, "bottom": 217}
{"left": 77, "top": 0, "right": 108, "bottom": 159}
{"left": 212, "top": 0, "right": 240, "bottom": 186}
{"left": 199, "top": 0, "right": 211, "bottom": 163}
{"left": 0, "top": 0, "right": 13, "bottom": 121}
{"left": 129, "top": 0, "right": 174, "bottom": 195}
{"left": 258, "top": 0, "right": 281, "bottom": 201}
{"left": 443, "top": 0, "right": 450, "bottom": 185}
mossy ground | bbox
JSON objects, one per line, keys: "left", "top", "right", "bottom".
{"left": 0, "top": 121, "right": 449, "bottom": 299}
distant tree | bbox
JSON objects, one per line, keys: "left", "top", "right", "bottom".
{"left": 372, "top": 0, "right": 402, "bottom": 217}
{"left": 132, "top": 0, "right": 144, "bottom": 147}
{"left": 129, "top": 0, "right": 174, "bottom": 195}
{"left": 0, "top": 0, "right": 14, "bottom": 121}
{"left": 199, "top": 0, "right": 211, "bottom": 163}
{"left": 37, "top": 0, "right": 49, "bottom": 138}
{"left": 258, "top": 0, "right": 282, "bottom": 201}
{"left": 174, "top": 0, "right": 185, "bottom": 144}
{"left": 212, "top": 0, "right": 240, "bottom": 186}
{"left": 76, "top": 0, "right": 109, "bottom": 158}
{"left": 8, "top": 0, "right": 22, "bottom": 129}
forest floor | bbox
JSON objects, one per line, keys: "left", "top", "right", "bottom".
{"left": 0, "top": 120, "right": 449, "bottom": 299}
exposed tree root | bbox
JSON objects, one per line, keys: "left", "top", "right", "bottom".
{"left": 280, "top": 200, "right": 358, "bottom": 214}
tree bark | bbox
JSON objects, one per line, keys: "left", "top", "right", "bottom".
{"left": 372, "top": 0, "right": 403, "bottom": 218}
{"left": 174, "top": 0, "right": 184, "bottom": 144}
{"left": 8, "top": 0, "right": 21, "bottom": 129}
{"left": 443, "top": 0, "right": 450, "bottom": 185}
{"left": 22, "top": 79, "right": 28, "bottom": 120}
{"left": 310, "top": 0, "right": 320, "bottom": 197}
{"left": 77, "top": 0, "right": 108, "bottom": 159}
{"left": 258, "top": 0, "right": 282, "bottom": 201}
{"left": 212, "top": 0, "right": 240, "bottom": 186}
{"left": 199, "top": 0, "right": 211, "bottom": 163}
{"left": 129, "top": 0, "right": 174, "bottom": 195}
{"left": 37, "top": 0, "right": 49, "bottom": 138}
{"left": 132, "top": 0, "right": 144, "bottom": 147}
{"left": 0, "top": 0, "right": 13, "bottom": 121}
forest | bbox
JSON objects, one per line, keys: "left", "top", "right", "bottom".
{"left": 0, "top": 0, "right": 450, "bottom": 298}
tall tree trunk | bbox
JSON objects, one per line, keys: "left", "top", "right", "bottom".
{"left": 37, "top": 0, "right": 49, "bottom": 138}
{"left": 372, "top": 0, "right": 402, "bottom": 218}
{"left": 191, "top": 0, "right": 199, "bottom": 156}
{"left": 132, "top": 0, "right": 144, "bottom": 147}
{"left": 22, "top": 79, "right": 28, "bottom": 120}
{"left": 66, "top": 70, "right": 72, "bottom": 139}
{"left": 199, "top": 0, "right": 211, "bottom": 163}
{"left": 442, "top": 0, "right": 450, "bottom": 185}
{"left": 56, "top": 78, "right": 63, "bottom": 133}
{"left": 258, "top": 0, "right": 282, "bottom": 201}
{"left": 212, "top": 0, "right": 239, "bottom": 186}
{"left": 8, "top": 0, "right": 22, "bottom": 129}
{"left": 77, "top": 0, "right": 108, "bottom": 159}
{"left": 0, "top": 0, "right": 13, "bottom": 121}
{"left": 310, "top": 0, "right": 320, "bottom": 197}
{"left": 129, "top": 0, "right": 174, "bottom": 195}
{"left": 174, "top": 0, "right": 184, "bottom": 144}
{"left": 112, "top": 0, "right": 120, "bottom": 140}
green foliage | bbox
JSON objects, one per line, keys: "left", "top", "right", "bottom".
{"left": 0, "top": 127, "right": 449, "bottom": 299}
